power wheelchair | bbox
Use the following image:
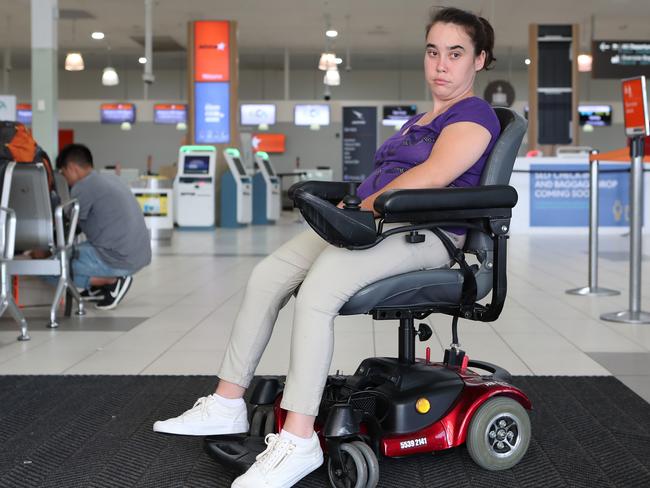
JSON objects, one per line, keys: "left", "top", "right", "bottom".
{"left": 205, "top": 107, "right": 530, "bottom": 487}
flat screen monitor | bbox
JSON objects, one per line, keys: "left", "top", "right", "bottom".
{"left": 241, "top": 104, "right": 276, "bottom": 125}
{"left": 16, "top": 103, "right": 32, "bottom": 125}
{"left": 232, "top": 157, "right": 247, "bottom": 177}
{"left": 183, "top": 155, "right": 211, "bottom": 175}
{"left": 382, "top": 105, "right": 417, "bottom": 127}
{"left": 101, "top": 103, "right": 136, "bottom": 124}
{"left": 578, "top": 104, "right": 612, "bottom": 126}
{"left": 154, "top": 104, "right": 187, "bottom": 124}
{"left": 261, "top": 158, "right": 275, "bottom": 177}
{"left": 294, "top": 104, "right": 330, "bottom": 126}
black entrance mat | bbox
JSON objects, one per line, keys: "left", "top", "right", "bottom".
{"left": 0, "top": 375, "right": 649, "bottom": 488}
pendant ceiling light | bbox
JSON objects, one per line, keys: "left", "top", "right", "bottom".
{"left": 102, "top": 66, "right": 119, "bottom": 86}
{"left": 577, "top": 54, "right": 592, "bottom": 72}
{"left": 64, "top": 52, "right": 84, "bottom": 71}
{"left": 318, "top": 52, "right": 337, "bottom": 71}
{"left": 64, "top": 20, "right": 84, "bottom": 71}
{"left": 323, "top": 67, "right": 340, "bottom": 86}
{"left": 101, "top": 44, "right": 119, "bottom": 86}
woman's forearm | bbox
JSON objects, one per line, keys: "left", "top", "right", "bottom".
{"left": 360, "top": 162, "right": 445, "bottom": 213}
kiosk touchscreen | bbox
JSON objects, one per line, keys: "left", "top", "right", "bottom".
{"left": 221, "top": 148, "right": 253, "bottom": 227}
{"left": 252, "top": 151, "right": 280, "bottom": 224}
{"left": 175, "top": 145, "right": 217, "bottom": 227}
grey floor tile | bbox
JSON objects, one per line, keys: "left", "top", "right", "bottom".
{"left": 588, "top": 352, "right": 650, "bottom": 376}
{"left": 615, "top": 375, "right": 650, "bottom": 404}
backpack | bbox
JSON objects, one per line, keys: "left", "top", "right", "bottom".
{"left": 0, "top": 121, "right": 55, "bottom": 189}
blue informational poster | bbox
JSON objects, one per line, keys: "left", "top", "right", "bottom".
{"left": 194, "top": 82, "right": 230, "bottom": 144}
{"left": 530, "top": 163, "right": 632, "bottom": 226}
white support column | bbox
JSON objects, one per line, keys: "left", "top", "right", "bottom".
{"left": 30, "top": 0, "right": 58, "bottom": 157}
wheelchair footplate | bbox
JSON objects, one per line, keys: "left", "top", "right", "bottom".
{"left": 203, "top": 434, "right": 267, "bottom": 473}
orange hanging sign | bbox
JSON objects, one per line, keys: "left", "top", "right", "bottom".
{"left": 194, "top": 21, "right": 230, "bottom": 82}
{"left": 621, "top": 76, "right": 649, "bottom": 137}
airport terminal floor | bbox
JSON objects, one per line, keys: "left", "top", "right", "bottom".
{"left": 1, "top": 213, "right": 650, "bottom": 487}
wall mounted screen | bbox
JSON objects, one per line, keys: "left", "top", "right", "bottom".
{"left": 154, "top": 104, "right": 187, "bottom": 124}
{"left": 241, "top": 104, "right": 276, "bottom": 125}
{"left": 294, "top": 104, "right": 330, "bottom": 126}
{"left": 578, "top": 105, "right": 612, "bottom": 126}
{"left": 100, "top": 103, "right": 136, "bottom": 124}
{"left": 16, "top": 103, "right": 32, "bottom": 125}
{"left": 382, "top": 105, "right": 417, "bottom": 127}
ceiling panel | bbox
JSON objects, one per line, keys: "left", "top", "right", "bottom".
{"left": 0, "top": 0, "right": 647, "bottom": 71}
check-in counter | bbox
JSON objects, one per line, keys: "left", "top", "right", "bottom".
{"left": 509, "top": 156, "right": 650, "bottom": 233}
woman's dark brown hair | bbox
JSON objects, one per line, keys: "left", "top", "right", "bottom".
{"left": 425, "top": 7, "right": 496, "bottom": 71}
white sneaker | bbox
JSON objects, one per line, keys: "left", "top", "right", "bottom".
{"left": 232, "top": 432, "right": 323, "bottom": 488}
{"left": 153, "top": 394, "right": 249, "bottom": 436}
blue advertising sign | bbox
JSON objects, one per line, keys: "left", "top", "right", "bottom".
{"left": 194, "top": 82, "right": 230, "bottom": 144}
{"left": 530, "top": 163, "right": 632, "bottom": 226}
{"left": 342, "top": 106, "right": 377, "bottom": 182}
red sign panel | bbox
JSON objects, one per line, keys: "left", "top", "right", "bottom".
{"left": 252, "top": 133, "right": 286, "bottom": 154}
{"left": 194, "top": 21, "right": 230, "bottom": 82}
{"left": 622, "top": 76, "right": 649, "bottom": 136}
{"left": 154, "top": 103, "right": 186, "bottom": 111}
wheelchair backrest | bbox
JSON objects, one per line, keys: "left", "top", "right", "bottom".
{"left": 7, "top": 163, "right": 55, "bottom": 251}
{"left": 464, "top": 107, "right": 527, "bottom": 254}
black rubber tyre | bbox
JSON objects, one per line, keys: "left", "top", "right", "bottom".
{"left": 466, "top": 396, "right": 531, "bottom": 471}
{"left": 327, "top": 443, "right": 368, "bottom": 488}
{"left": 351, "top": 441, "right": 379, "bottom": 488}
{"left": 262, "top": 409, "right": 275, "bottom": 436}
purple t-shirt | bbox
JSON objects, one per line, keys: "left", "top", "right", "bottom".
{"left": 356, "top": 96, "right": 500, "bottom": 201}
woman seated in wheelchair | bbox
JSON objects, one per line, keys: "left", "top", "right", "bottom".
{"left": 155, "top": 7, "right": 500, "bottom": 488}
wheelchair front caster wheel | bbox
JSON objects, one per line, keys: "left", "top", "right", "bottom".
{"left": 328, "top": 442, "right": 371, "bottom": 488}
{"left": 466, "top": 396, "right": 531, "bottom": 471}
{"left": 249, "top": 406, "right": 275, "bottom": 437}
{"left": 350, "top": 441, "right": 379, "bottom": 488}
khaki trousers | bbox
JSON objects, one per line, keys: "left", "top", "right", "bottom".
{"left": 218, "top": 227, "right": 464, "bottom": 416}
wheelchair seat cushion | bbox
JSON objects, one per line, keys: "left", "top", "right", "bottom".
{"left": 339, "top": 268, "right": 491, "bottom": 315}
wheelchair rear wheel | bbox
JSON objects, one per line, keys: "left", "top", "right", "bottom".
{"left": 466, "top": 396, "right": 531, "bottom": 470}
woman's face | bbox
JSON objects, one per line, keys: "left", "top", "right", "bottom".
{"left": 424, "top": 22, "right": 486, "bottom": 101}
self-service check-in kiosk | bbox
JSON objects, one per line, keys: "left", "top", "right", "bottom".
{"left": 221, "top": 148, "right": 253, "bottom": 227}
{"left": 175, "top": 145, "right": 217, "bottom": 228}
{"left": 252, "top": 151, "right": 280, "bottom": 224}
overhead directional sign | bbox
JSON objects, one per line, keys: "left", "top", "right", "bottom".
{"left": 592, "top": 40, "right": 650, "bottom": 78}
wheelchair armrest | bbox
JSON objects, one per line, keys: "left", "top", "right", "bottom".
{"left": 375, "top": 185, "right": 518, "bottom": 223}
{"left": 288, "top": 181, "right": 359, "bottom": 205}
{"left": 292, "top": 189, "right": 377, "bottom": 248}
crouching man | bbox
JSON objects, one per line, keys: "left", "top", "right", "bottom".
{"left": 56, "top": 144, "right": 151, "bottom": 310}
